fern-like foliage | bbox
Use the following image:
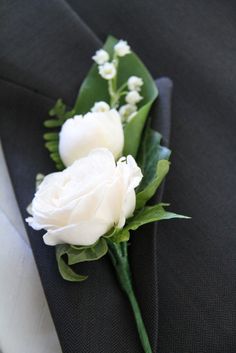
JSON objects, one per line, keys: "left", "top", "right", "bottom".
{"left": 44, "top": 99, "right": 76, "bottom": 170}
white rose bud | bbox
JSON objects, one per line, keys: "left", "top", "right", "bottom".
{"left": 125, "top": 91, "right": 143, "bottom": 105}
{"left": 128, "top": 76, "right": 144, "bottom": 91}
{"left": 26, "top": 149, "right": 143, "bottom": 246}
{"left": 99, "top": 62, "right": 117, "bottom": 80}
{"left": 114, "top": 40, "right": 131, "bottom": 57}
{"left": 119, "top": 104, "right": 137, "bottom": 122}
{"left": 91, "top": 101, "right": 110, "bottom": 113}
{"left": 92, "top": 49, "right": 109, "bottom": 65}
{"left": 59, "top": 109, "right": 124, "bottom": 166}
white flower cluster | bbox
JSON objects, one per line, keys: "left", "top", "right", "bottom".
{"left": 93, "top": 40, "right": 131, "bottom": 80}
{"left": 91, "top": 39, "right": 143, "bottom": 123}
{"left": 119, "top": 76, "right": 144, "bottom": 122}
{"left": 26, "top": 39, "right": 147, "bottom": 248}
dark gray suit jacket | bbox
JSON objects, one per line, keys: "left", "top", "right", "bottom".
{"left": 0, "top": 1, "right": 235, "bottom": 352}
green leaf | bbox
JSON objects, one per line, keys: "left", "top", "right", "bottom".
{"left": 125, "top": 203, "right": 190, "bottom": 232}
{"left": 50, "top": 152, "right": 61, "bottom": 163}
{"left": 44, "top": 119, "right": 65, "bottom": 128}
{"left": 123, "top": 103, "right": 154, "bottom": 157}
{"left": 134, "top": 127, "right": 172, "bottom": 209}
{"left": 56, "top": 245, "right": 88, "bottom": 282}
{"left": 67, "top": 238, "right": 108, "bottom": 265}
{"left": 102, "top": 227, "right": 130, "bottom": 243}
{"left": 110, "top": 229, "right": 130, "bottom": 243}
{"left": 137, "top": 127, "right": 171, "bottom": 190}
{"left": 45, "top": 141, "right": 59, "bottom": 152}
{"left": 102, "top": 227, "right": 118, "bottom": 239}
{"left": 56, "top": 238, "right": 108, "bottom": 282}
{"left": 74, "top": 35, "right": 158, "bottom": 157}
{"left": 44, "top": 98, "right": 75, "bottom": 169}
{"left": 136, "top": 160, "right": 170, "bottom": 209}
{"left": 55, "top": 162, "right": 65, "bottom": 171}
{"left": 43, "top": 132, "right": 59, "bottom": 141}
{"left": 74, "top": 43, "right": 112, "bottom": 114}
{"left": 49, "top": 99, "right": 66, "bottom": 117}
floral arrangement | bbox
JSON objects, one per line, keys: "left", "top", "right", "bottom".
{"left": 26, "top": 36, "right": 188, "bottom": 353}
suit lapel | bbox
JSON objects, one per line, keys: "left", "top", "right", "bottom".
{"left": 131, "top": 78, "right": 173, "bottom": 352}
{"left": 0, "top": 0, "right": 101, "bottom": 104}
{"left": 0, "top": 2, "right": 172, "bottom": 351}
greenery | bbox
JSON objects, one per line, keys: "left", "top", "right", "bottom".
{"left": 56, "top": 238, "right": 108, "bottom": 282}
{"left": 47, "top": 35, "right": 188, "bottom": 283}
{"left": 43, "top": 99, "right": 75, "bottom": 170}
{"left": 44, "top": 36, "right": 158, "bottom": 169}
{"left": 41, "top": 35, "right": 190, "bottom": 353}
{"left": 75, "top": 36, "right": 158, "bottom": 157}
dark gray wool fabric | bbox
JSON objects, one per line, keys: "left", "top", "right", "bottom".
{"left": 0, "top": 1, "right": 236, "bottom": 352}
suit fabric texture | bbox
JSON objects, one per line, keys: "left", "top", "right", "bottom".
{"left": 0, "top": 1, "right": 236, "bottom": 353}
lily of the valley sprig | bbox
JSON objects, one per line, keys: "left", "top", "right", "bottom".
{"left": 26, "top": 37, "right": 189, "bottom": 353}
{"left": 92, "top": 40, "right": 143, "bottom": 122}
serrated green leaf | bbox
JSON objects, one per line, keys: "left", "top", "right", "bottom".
{"left": 50, "top": 153, "right": 64, "bottom": 170}
{"left": 136, "top": 160, "right": 170, "bottom": 209}
{"left": 67, "top": 238, "right": 108, "bottom": 265}
{"left": 44, "top": 97, "right": 75, "bottom": 169}
{"left": 56, "top": 244, "right": 88, "bottom": 282}
{"left": 64, "top": 109, "right": 76, "bottom": 119}
{"left": 74, "top": 35, "right": 158, "bottom": 157}
{"left": 45, "top": 141, "right": 59, "bottom": 152}
{"left": 44, "top": 119, "right": 65, "bottom": 128}
{"left": 49, "top": 99, "right": 66, "bottom": 117}
{"left": 137, "top": 127, "right": 171, "bottom": 191}
{"left": 125, "top": 203, "right": 190, "bottom": 232}
{"left": 56, "top": 162, "right": 64, "bottom": 170}
{"left": 50, "top": 152, "right": 61, "bottom": 163}
{"left": 43, "top": 132, "right": 59, "bottom": 141}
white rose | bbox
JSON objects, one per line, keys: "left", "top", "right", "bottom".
{"left": 26, "top": 149, "right": 143, "bottom": 246}
{"left": 92, "top": 49, "right": 109, "bottom": 65}
{"left": 91, "top": 101, "right": 110, "bottom": 113}
{"left": 99, "top": 62, "right": 117, "bottom": 80}
{"left": 125, "top": 91, "right": 143, "bottom": 105}
{"left": 59, "top": 109, "right": 124, "bottom": 166}
{"left": 114, "top": 40, "right": 131, "bottom": 57}
{"left": 128, "top": 76, "right": 144, "bottom": 91}
{"left": 119, "top": 104, "right": 137, "bottom": 122}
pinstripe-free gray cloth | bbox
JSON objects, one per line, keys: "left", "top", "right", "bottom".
{"left": 0, "top": 142, "right": 62, "bottom": 353}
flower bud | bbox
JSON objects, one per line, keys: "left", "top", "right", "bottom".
{"left": 59, "top": 109, "right": 124, "bottom": 166}
{"left": 92, "top": 49, "right": 109, "bottom": 65}
{"left": 114, "top": 40, "right": 131, "bottom": 57}
{"left": 125, "top": 91, "right": 143, "bottom": 105}
{"left": 119, "top": 104, "right": 137, "bottom": 122}
{"left": 99, "top": 62, "right": 117, "bottom": 80}
{"left": 91, "top": 101, "right": 110, "bottom": 113}
{"left": 128, "top": 76, "right": 144, "bottom": 91}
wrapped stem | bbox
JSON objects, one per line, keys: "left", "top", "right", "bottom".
{"left": 108, "top": 241, "right": 153, "bottom": 353}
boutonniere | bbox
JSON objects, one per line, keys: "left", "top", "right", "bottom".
{"left": 26, "top": 36, "right": 189, "bottom": 353}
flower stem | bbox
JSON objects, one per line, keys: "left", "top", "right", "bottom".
{"left": 108, "top": 241, "right": 153, "bottom": 353}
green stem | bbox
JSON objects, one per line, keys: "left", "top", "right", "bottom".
{"left": 108, "top": 80, "right": 119, "bottom": 108}
{"left": 108, "top": 241, "right": 153, "bottom": 353}
{"left": 117, "top": 82, "right": 128, "bottom": 95}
